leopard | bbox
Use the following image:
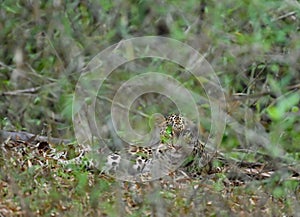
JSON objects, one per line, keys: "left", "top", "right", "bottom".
{"left": 1, "top": 113, "right": 208, "bottom": 183}
{"left": 100, "top": 114, "right": 207, "bottom": 180}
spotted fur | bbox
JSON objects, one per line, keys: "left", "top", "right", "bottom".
{"left": 101, "top": 114, "right": 206, "bottom": 178}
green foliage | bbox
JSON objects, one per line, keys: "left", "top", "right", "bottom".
{"left": 267, "top": 93, "right": 299, "bottom": 121}
{"left": 161, "top": 125, "right": 173, "bottom": 144}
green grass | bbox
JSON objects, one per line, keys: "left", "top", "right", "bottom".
{"left": 0, "top": 0, "right": 300, "bottom": 216}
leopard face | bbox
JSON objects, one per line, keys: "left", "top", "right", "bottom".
{"left": 165, "top": 113, "right": 186, "bottom": 137}
{"left": 157, "top": 114, "right": 184, "bottom": 142}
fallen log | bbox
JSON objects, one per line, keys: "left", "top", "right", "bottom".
{"left": 0, "top": 130, "right": 71, "bottom": 145}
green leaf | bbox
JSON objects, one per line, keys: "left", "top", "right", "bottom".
{"left": 267, "top": 93, "right": 300, "bottom": 120}
{"left": 166, "top": 125, "right": 172, "bottom": 135}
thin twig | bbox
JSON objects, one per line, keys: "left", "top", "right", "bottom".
{"left": 97, "top": 95, "right": 150, "bottom": 118}
{"left": 230, "top": 92, "right": 274, "bottom": 101}
{"left": 271, "top": 11, "right": 296, "bottom": 22}
{"left": 0, "top": 61, "right": 14, "bottom": 71}
{"left": 1, "top": 87, "right": 41, "bottom": 96}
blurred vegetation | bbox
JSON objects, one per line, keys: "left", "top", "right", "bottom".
{"left": 0, "top": 0, "right": 300, "bottom": 216}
